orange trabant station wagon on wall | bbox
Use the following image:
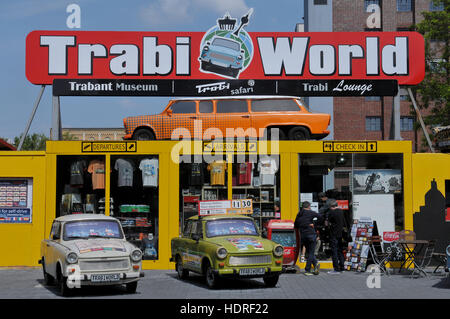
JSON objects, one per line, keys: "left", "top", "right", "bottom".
{"left": 123, "top": 97, "right": 330, "bottom": 141}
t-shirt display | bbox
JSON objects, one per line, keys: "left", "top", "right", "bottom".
{"left": 70, "top": 159, "right": 86, "bottom": 186}
{"left": 258, "top": 157, "right": 278, "bottom": 186}
{"left": 139, "top": 158, "right": 159, "bottom": 187}
{"left": 208, "top": 161, "right": 227, "bottom": 186}
{"left": 114, "top": 158, "right": 135, "bottom": 187}
{"left": 189, "top": 163, "right": 204, "bottom": 186}
{"left": 88, "top": 159, "right": 105, "bottom": 190}
{"left": 238, "top": 162, "right": 253, "bottom": 185}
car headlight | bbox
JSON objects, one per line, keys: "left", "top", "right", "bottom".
{"left": 203, "top": 46, "right": 209, "bottom": 51}
{"left": 237, "top": 55, "right": 243, "bottom": 60}
{"left": 273, "top": 245, "right": 284, "bottom": 257}
{"left": 216, "top": 247, "right": 228, "bottom": 259}
{"left": 131, "top": 249, "right": 142, "bottom": 262}
{"left": 66, "top": 252, "right": 78, "bottom": 264}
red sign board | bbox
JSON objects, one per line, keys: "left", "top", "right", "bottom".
{"left": 383, "top": 231, "right": 400, "bottom": 242}
{"left": 26, "top": 30, "right": 425, "bottom": 85}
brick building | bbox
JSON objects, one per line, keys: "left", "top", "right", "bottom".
{"left": 304, "top": 0, "right": 443, "bottom": 152}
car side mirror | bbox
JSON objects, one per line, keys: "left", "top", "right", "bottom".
{"left": 191, "top": 234, "right": 201, "bottom": 242}
{"left": 52, "top": 234, "right": 60, "bottom": 240}
{"left": 167, "top": 109, "right": 173, "bottom": 117}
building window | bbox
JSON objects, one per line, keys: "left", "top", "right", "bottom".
{"left": 314, "top": 0, "right": 327, "bottom": 5}
{"left": 397, "top": 0, "right": 412, "bottom": 12}
{"left": 364, "top": 0, "right": 380, "bottom": 11}
{"left": 400, "top": 117, "right": 414, "bottom": 131}
{"left": 366, "top": 116, "right": 382, "bottom": 131}
{"left": 365, "top": 96, "right": 381, "bottom": 102}
{"left": 430, "top": 1, "right": 444, "bottom": 11}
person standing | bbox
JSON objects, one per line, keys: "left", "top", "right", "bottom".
{"left": 294, "top": 201, "right": 323, "bottom": 275}
{"left": 327, "top": 199, "right": 345, "bottom": 274}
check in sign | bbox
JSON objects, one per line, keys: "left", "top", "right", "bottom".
{"left": 323, "top": 141, "right": 377, "bottom": 152}
{"left": 82, "top": 141, "right": 137, "bottom": 153}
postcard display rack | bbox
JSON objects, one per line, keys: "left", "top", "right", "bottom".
{"left": 345, "top": 217, "right": 379, "bottom": 272}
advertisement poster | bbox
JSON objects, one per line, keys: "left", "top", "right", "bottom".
{"left": 353, "top": 169, "right": 402, "bottom": 194}
{"left": 0, "top": 178, "right": 33, "bottom": 223}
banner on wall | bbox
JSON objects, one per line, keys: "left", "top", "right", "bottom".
{"left": 353, "top": 169, "right": 402, "bottom": 195}
{"left": 0, "top": 178, "right": 33, "bottom": 223}
{"left": 26, "top": 11, "right": 425, "bottom": 90}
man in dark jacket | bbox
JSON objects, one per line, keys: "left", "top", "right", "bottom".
{"left": 327, "top": 199, "right": 345, "bottom": 273}
{"left": 294, "top": 201, "right": 323, "bottom": 275}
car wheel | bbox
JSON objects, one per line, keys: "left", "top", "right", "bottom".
{"left": 288, "top": 126, "right": 310, "bottom": 140}
{"left": 132, "top": 128, "right": 155, "bottom": 141}
{"left": 176, "top": 256, "right": 189, "bottom": 280}
{"left": 59, "top": 275, "right": 72, "bottom": 297}
{"left": 42, "top": 258, "right": 54, "bottom": 286}
{"left": 263, "top": 127, "right": 286, "bottom": 141}
{"left": 125, "top": 281, "right": 138, "bottom": 294}
{"left": 263, "top": 274, "right": 279, "bottom": 287}
{"left": 205, "top": 263, "right": 219, "bottom": 289}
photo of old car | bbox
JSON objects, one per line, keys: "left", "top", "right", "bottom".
{"left": 123, "top": 96, "right": 330, "bottom": 141}
{"left": 170, "top": 215, "right": 284, "bottom": 289}
{"left": 39, "top": 214, "right": 143, "bottom": 296}
{"left": 199, "top": 36, "right": 245, "bottom": 78}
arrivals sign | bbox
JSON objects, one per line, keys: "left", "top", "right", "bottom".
{"left": 25, "top": 11, "right": 425, "bottom": 94}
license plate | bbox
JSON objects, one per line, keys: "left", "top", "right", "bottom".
{"left": 90, "top": 274, "right": 120, "bottom": 282}
{"left": 239, "top": 268, "right": 266, "bottom": 276}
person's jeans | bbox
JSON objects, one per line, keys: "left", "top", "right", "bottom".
{"left": 330, "top": 237, "right": 345, "bottom": 271}
{"left": 301, "top": 233, "right": 317, "bottom": 272}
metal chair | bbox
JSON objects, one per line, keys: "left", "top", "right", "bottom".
{"left": 368, "top": 236, "right": 391, "bottom": 275}
{"left": 410, "top": 239, "right": 435, "bottom": 278}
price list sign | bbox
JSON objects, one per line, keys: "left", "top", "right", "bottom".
{"left": 199, "top": 199, "right": 253, "bottom": 216}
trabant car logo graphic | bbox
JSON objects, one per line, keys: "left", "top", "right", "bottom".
{"left": 199, "top": 9, "right": 254, "bottom": 79}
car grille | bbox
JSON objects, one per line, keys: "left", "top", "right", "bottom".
{"left": 210, "top": 52, "right": 234, "bottom": 63}
{"left": 79, "top": 258, "right": 130, "bottom": 271}
{"left": 228, "top": 255, "right": 272, "bottom": 266}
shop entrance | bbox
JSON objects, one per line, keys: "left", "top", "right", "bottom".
{"left": 298, "top": 152, "right": 405, "bottom": 263}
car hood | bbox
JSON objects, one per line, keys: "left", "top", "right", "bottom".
{"left": 207, "top": 236, "right": 276, "bottom": 254}
{"left": 64, "top": 239, "right": 131, "bottom": 257}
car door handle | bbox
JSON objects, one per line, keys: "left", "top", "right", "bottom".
{"left": 189, "top": 116, "right": 197, "bottom": 119}
{"left": 241, "top": 115, "right": 250, "bottom": 118}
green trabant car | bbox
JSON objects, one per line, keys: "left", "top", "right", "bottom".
{"left": 170, "top": 215, "right": 284, "bottom": 288}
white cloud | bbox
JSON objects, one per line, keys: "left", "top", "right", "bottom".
{"left": 140, "top": 0, "right": 249, "bottom": 27}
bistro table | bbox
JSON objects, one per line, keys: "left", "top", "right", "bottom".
{"left": 397, "top": 239, "right": 430, "bottom": 276}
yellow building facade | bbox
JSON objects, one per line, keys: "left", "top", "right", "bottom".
{"left": 0, "top": 140, "right": 448, "bottom": 270}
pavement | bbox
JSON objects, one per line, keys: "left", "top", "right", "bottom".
{"left": 0, "top": 266, "right": 449, "bottom": 299}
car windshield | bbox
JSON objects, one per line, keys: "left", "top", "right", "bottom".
{"left": 271, "top": 230, "right": 297, "bottom": 247}
{"left": 63, "top": 220, "right": 123, "bottom": 240}
{"left": 206, "top": 218, "right": 259, "bottom": 237}
{"left": 212, "top": 37, "right": 240, "bottom": 51}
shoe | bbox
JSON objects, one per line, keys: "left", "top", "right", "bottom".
{"left": 314, "top": 263, "right": 320, "bottom": 275}
{"left": 304, "top": 272, "right": 314, "bottom": 276}
{"left": 327, "top": 270, "right": 341, "bottom": 274}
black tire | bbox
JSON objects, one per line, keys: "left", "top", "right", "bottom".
{"left": 288, "top": 126, "right": 310, "bottom": 140}
{"left": 263, "top": 274, "right": 279, "bottom": 287}
{"left": 41, "top": 258, "right": 54, "bottom": 286}
{"left": 205, "top": 263, "right": 219, "bottom": 289}
{"left": 125, "top": 281, "right": 138, "bottom": 294}
{"left": 176, "top": 256, "right": 189, "bottom": 280}
{"left": 59, "top": 275, "right": 72, "bottom": 297}
{"left": 132, "top": 128, "right": 155, "bottom": 141}
{"left": 263, "top": 127, "right": 286, "bottom": 141}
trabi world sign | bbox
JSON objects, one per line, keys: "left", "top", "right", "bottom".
{"left": 25, "top": 12, "right": 425, "bottom": 86}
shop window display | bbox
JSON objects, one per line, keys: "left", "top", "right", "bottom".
{"left": 110, "top": 155, "right": 159, "bottom": 260}
{"left": 179, "top": 155, "right": 281, "bottom": 235}
{"left": 298, "top": 153, "right": 404, "bottom": 262}
{"left": 56, "top": 155, "right": 106, "bottom": 217}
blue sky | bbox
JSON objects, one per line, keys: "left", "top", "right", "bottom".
{"left": 0, "top": 0, "right": 303, "bottom": 141}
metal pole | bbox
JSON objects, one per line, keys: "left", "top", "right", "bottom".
{"left": 18, "top": 85, "right": 46, "bottom": 150}
{"left": 389, "top": 85, "right": 402, "bottom": 140}
{"left": 407, "top": 88, "right": 435, "bottom": 153}
{"left": 51, "top": 95, "right": 62, "bottom": 140}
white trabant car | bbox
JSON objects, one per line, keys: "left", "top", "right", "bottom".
{"left": 39, "top": 214, "right": 143, "bottom": 296}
